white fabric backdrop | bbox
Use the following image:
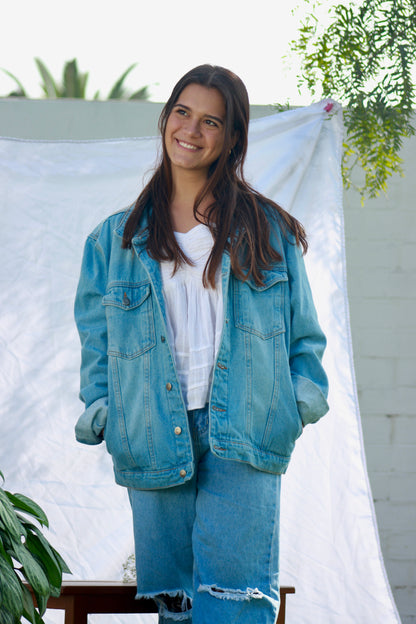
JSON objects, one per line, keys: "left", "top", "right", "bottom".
{"left": 0, "top": 102, "right": 401, "bottom": 623}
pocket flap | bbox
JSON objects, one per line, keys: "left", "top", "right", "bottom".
{"left": 244, "top": 268, "right": 288, "bottom": 292}
{"left": 103, "top": 283, "right": 151, "bottom": 310}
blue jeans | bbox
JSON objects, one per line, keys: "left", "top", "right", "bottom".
{"left": 128, "top": 405, "right": 281, "bottom": 624}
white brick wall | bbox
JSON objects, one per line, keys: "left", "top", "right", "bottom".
{"left": 344, "top": 131, "right": 416, "bottom": 623}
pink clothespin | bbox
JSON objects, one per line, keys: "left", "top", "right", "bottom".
{"left": 324, "top": 102, "right": 334, "bottom": 112}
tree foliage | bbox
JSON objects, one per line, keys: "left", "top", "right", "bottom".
{"left": 291, "top": 0, "right": 416, "bottom": 201}
{"left": 0, "top": 471, "right": 70, "bottom": 623}
{"left": 1, "top": 58, "right": 150, "bottom": 101}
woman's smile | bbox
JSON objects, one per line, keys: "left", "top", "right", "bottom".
{"left": 176, "top": 139, "right": 200, "bottom": 151}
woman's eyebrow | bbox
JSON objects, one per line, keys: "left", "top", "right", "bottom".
{"left": 174, "top": 103, "right": 224, "bottom": 125}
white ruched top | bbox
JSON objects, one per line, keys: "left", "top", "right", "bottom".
{"left": 160, "top": 224, "right": 223, "bottom": 410}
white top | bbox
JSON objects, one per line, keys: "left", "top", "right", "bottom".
{"left": 160, "top": 224, "right": 223, "bottom": 410}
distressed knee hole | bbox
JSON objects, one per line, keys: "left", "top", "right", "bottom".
{"left": 198, "top": 584, "right": 265, "bottom": 602}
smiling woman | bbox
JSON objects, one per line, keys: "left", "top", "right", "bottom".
{"left": 74, "top": 64, "right": 329, "bottom": 624}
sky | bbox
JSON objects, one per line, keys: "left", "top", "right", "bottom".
{"left": 0, "top": 0, "right": 331, "bottom": 105}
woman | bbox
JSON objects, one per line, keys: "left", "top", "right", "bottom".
{"left": 74, "top": 64, "right": 329, "bottom": 624}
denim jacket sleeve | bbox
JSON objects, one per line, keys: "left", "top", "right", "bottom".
{"left": 74, "top": 226, "right": 109, "bottom": 444}
{"left": 286, "top": 238, "right": 329, "bottom": 426}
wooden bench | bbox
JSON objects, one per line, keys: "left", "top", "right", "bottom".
{"left": 30, "top": 581, "right": 295, "bottom": 623}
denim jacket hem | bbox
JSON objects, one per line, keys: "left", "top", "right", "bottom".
{"left": 113, "top": 461, "right": 196, "bottom": 490}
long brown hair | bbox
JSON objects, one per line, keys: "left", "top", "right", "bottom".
{"left": 122, "top": 64, "right": 307, "bottom": 287}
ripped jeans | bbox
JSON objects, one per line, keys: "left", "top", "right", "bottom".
{"left": 128, "top": 405, "right": 281, "bottom": 624}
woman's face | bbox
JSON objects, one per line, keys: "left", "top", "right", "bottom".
{"left": 164, "top": 83, "right": 226, "bottom": 179}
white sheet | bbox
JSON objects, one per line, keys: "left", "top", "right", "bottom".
{"left": 0, "top": 101, "right": 401, "bottom": 623}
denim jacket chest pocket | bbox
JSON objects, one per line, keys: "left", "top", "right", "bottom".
{"left": 103, "top": 281, "right": 156, "bottom": 358}
{"left": 233, "top": 268, "right": 288, "bottom": 339}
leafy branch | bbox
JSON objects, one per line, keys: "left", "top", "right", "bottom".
{"left": 290, "top": 0, "right": 416, "bottom": 201}
{"left": 0, "top": 470, "right": 70, "bottom": 623}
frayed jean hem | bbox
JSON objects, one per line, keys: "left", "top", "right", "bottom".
{"left": 135, "top": 589, "right": 192, "bottom": 623}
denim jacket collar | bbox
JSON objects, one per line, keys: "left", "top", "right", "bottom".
{"left": 114, "top": 203, "right": 149, "bottom": 250}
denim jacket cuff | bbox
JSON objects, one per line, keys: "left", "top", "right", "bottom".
{"left": 292, "top": 374, "right": 329, "bottom": 426}
{"left": 75, "top": 396, "right": 108, "bottom": 445}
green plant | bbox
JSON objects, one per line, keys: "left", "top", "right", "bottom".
{"left": 289, "top": 0, "right": 416, "bottom": 202}
{"left": 105, "top": 63, "right": 150, "bottom": 100}
{"left": 35, "top": 58, "right": 88, "bottom": 99}
{"left": 1, "top": 58, "right": 150, "bottom": 100}
{"left": 0, "top": 470, "right": 70, "bottom": 623}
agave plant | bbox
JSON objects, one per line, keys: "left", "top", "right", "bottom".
{"left": 0, "top": 470, "right": 70, "bottom": 623}
{"left": 35, "top": 58, "right": 88, "bottom": 98}
{"left": 106, "top": 63, "right": 150, "bottom": 100}
{"left": 0, "top": 69, "right": 27, "bottom": 97}
{"left": 1, "top": 58, "right": 150, "bottom": 100}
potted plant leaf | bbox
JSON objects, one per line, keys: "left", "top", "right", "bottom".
{"left": 0, "top": 470, "right": 70, "bottom": 623}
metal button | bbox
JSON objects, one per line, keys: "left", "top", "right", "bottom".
{"left": 166, "top": 382, "right": 172, "bottom": 391}
{"left": 179, "top": 469, "right": 186, "bottom": 478}
{"left": 161, "top": 335, "right": 166, "bottom": 342}
{"left": 174, "top": 426, "right": 182, "bottom": 436}
{"left": 123, "top": 292, "right": 130, "bottom": 306}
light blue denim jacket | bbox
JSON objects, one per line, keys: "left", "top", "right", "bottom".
{"left": 74, "top": 206, "right": 329, "bottom": 489}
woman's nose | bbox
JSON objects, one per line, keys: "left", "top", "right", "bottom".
{"left": 185, "top": 118, "right": 201, "bottom": 137}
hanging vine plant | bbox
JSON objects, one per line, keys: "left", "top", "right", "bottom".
{"left": 290, "top": 0, "right": 416, "bottom": 202}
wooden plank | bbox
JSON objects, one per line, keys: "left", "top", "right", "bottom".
{"left": 27, "top": 581, "right": 295, "bottom": 623}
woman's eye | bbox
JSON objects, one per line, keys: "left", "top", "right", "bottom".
{"left": 175, "top": 108, "right": 187, "bottom": 116}
{"left": 205, "top": 119, "right": 218, "bottom": 127}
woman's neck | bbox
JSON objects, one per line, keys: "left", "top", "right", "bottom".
{"left": 169, "top": 173, "right": 211, "bottom": 233}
